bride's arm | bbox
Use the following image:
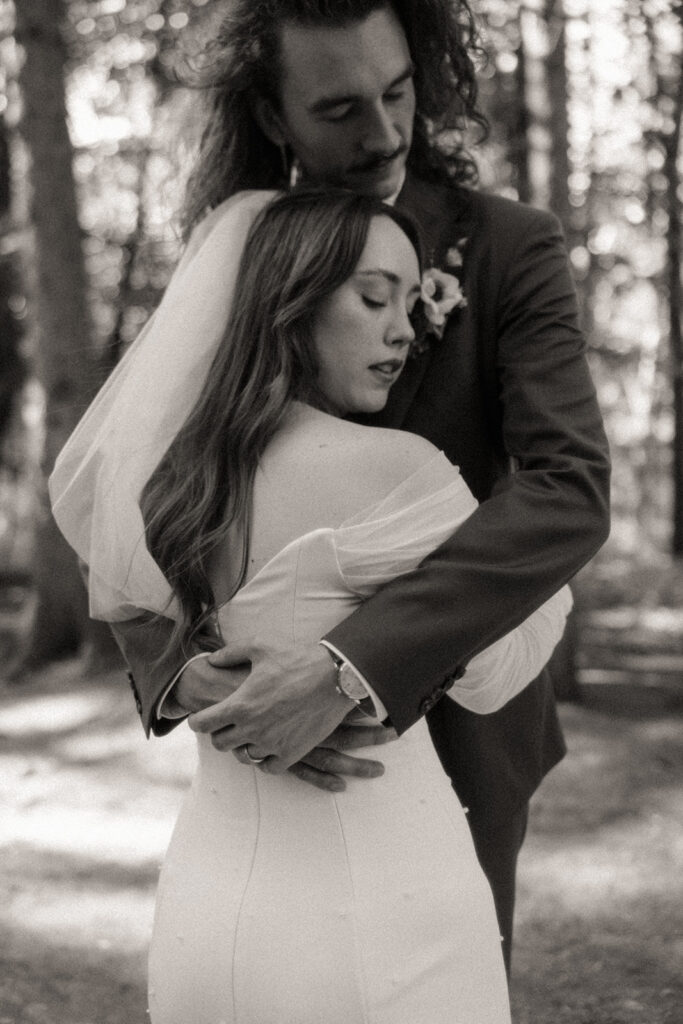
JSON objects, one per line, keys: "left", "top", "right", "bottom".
{"left": 446, "top": 585, "right": 573, "bottom": 714}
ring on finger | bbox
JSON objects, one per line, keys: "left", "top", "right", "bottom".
{"left": 242, "top": 744, "right": 267, "bottom": 765}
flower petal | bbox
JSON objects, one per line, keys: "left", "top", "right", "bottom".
{"left": 446, "top": 246, "right": 463, "bottom": 267}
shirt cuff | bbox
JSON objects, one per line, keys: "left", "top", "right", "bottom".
{"left": 156, "top": 651, "right": 213, "bottom": 720}
{"left": 319, "top": 640, "right": 388, "bottom": 722}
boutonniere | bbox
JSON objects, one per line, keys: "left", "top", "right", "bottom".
{"left": 411, "top": 238, "right": 468, "bottom": 355}
{"left": 421, "top": 267, "right": 467, "bottom": 338}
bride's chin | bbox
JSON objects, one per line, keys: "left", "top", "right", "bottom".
{"left": 315, "top": 387, "right": 392, "bottom": 417}
{"left": 362, "top": 392, "right": 391, "bottom": 414}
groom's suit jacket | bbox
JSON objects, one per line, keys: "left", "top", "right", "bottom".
{"left": 115, "top": 173, "right": 610, "bottom": 822}
{"left": 327, "top": 172, "right": 610, "bottom": 816}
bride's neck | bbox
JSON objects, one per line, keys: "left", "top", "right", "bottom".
{"left": 287, "top": 399, "right": 341, "bottom": 426}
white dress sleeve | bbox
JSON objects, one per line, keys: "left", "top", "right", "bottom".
{"left": 446, "top": 585, "right": 572, "bottom": 713}
{"left": 334, "top": 452, "right": 573, "bottom": 715}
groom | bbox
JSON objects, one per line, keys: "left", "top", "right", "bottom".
{"left": 113, "top": 0, "right": 610, "bottom": 971}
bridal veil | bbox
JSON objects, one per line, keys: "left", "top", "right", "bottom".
{"left": 48, "top": 189, "right": 275, "bottom": 622}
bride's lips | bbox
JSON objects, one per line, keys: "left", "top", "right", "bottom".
{"left": 369, "top": 359, "right": 405, "bottom": 383}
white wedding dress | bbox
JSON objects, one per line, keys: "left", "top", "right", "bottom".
{"left": 148, "top": 452, "right": 570, "bottom": 1024}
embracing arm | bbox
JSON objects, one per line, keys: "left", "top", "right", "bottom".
{"left": 325, "top": 206, "right": 610, "bottom": 734}
{"left": 449, "top": 584, "right": 573, "bottom": 713}
{"left": 74, "top": 556, "right": 212, "bottom": 737}
{"left": 109, "top": 615, "right": 216, "bottom": 736}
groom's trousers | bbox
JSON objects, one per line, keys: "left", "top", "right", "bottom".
{"left": 425, "top": 670, "right": 563, "bottom": 980}
{"left": 467, "top": 804, "right": 530, "bottom": 977}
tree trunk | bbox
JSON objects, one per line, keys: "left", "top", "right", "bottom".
{"left": 545, "top": 0, "right": 572, "bottom": 234}
{"left": 14, "top": 0, "right": 117, "bottom": 666}
{"left": 512, "top": 10, "right": 532, "bottom": 204}
{"left": 668, "top": 22, "right": 683, "bottom": 555}
{"left": 0, "top": 113, "right": 25, "bottom": 449}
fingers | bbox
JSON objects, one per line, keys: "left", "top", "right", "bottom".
{"left": 188, "top": 701, "right": 236, "bottom": 737}
{"left": 230, "top": 745, "right": 386, "bottom": 790}
{"left": 300, "top": 746, "right": 385, "bottom": 779}
{"left": 232, "top": 744, "right": 270, "bottom": 767}
{"left": 207, "top": 634, "right": 270, "bottom": 669}
{"left": 287, "top": 761, "right": 347, "bottom": 793}
{"left": 174, "top": 659, "right": 249, "bottom": 714}
{"left": 326, "top": 724, "right": 398, "bottom": 751}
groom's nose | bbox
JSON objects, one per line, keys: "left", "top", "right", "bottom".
{"left": 360, "top": 102, "right": 401, "bottom": 157}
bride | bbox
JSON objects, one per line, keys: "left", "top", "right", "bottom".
{"left": 51, "top": 187, "right": 570, "bottom": 1023}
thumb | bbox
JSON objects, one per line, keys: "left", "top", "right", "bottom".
{"left": 208, "top": 636, "right": 260, "bottom": 668}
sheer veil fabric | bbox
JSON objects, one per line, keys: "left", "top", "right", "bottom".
{"left": 48, "top": 190, "right": 276, "bottom": 622}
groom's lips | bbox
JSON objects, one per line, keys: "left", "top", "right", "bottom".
{"left": 350, "top": 146, "right": 408, "bottom": 182}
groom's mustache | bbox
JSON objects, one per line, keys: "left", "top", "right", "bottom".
{"left": 351, "top": 144, "right": 408, "bottom": 174}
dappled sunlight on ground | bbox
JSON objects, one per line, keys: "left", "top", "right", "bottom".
{"left": 513, "top": 706, "right": 683, "bottom": 1024}
{"left": 0, "top": 661, "right": 196, "bottom": 1023}
{"left": 0, "top": 661, "right": 681, "bottom": 1023}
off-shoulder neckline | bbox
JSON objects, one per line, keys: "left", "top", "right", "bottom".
{"left": 217, "top": 451, "right": 455, "bottom": 608}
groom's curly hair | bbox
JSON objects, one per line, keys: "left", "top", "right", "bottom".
{"left": 179, "top": 0, "right": 488, "bottom": 239}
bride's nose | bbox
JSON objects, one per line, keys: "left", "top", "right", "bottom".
{"left": 386, "top": 307, "right": 415, "bottom": 348}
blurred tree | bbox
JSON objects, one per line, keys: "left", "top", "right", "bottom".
{"left": 512, "top": 5, "right": 532, "bottom": 203}
{"left": 545, "top": 0, "right": 571, "bottom": 234}
{"left": 639, "top": 0, "right": 683, "bottom": 555}
{"left": 664, "top": 6, "right": 683, "bottom": 553}
{"left": 15, "top": 0, "right": 118, "bottom": 666}
{"left": 97, "top": 0, "right": 181, "bottom": 373}
{"left": 0, "top": 110, "right": 25, "bottom": 452}
{"left": 477, "top": 2, "right": 531, "bottom": 201}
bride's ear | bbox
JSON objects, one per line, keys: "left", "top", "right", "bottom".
{"left": 251, "top": 94, "right": 287, "bottom": 147}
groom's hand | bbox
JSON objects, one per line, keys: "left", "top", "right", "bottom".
{"left": 188, "top": 636, "right": 394, "bottom": 781}
{"left": 284, "top": 719, "right": 396, "bottom": 792}
{"left": 165, "top": 656, "right": 249, "bottom": 716}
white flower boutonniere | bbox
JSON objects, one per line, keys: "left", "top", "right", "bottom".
{"left": 420, "top": 267, "right": 467, "bottom": 340}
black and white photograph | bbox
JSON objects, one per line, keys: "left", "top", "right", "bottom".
{"left": 0, "top": 1, "right": 681, "bottom": 1021}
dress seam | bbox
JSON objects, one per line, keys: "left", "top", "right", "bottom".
{"left": 332, "top": 796, "right": 372, "bottom": 1024}
{"left": 231, "top": 766, "right": 262, "bottom": 1024}
{"left": 291, "top": 540, "right": 304, "bottom": 641}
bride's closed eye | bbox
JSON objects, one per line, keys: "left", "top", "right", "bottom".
{"left": 362, "top": 296, "right": 387, "bottom": 309}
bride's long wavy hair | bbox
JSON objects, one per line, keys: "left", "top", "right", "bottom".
{"left": 140, "top": 188, "right": 422, "bottom": 656}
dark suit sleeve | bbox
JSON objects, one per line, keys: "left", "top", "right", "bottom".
{"left": 324, "top": 207, "right": 610, "bottom": 735}
{"left": 109, "top": 616, "right": 198, "bottom": 738}
{"left": 78, "top": 556, "right": 218, "bottom": 737}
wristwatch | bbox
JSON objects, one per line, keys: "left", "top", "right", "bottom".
{"left": 327, "top": 650, "right": 375, "bottom": 716}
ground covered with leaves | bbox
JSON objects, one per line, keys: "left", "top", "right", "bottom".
{"left": 0, "top": 660, "right": 681, "bottom": 1024}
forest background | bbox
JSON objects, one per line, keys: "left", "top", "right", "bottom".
{"left": 0, "top": 3, "right": 682, "bottom": 1024}
{"left": 1, "top": 0, "right": 683, "bottom": 689}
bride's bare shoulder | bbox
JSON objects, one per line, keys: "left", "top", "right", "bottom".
{"left": 338, "top": 420, "right": 439, "bottom": 487}
{"left": 253, "top": 405, "right": 443, "bottom": 537}
{"left": 266, "top": 405, "right": 440, "bottom": 495}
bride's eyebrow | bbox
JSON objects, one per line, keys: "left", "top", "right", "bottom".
{"left": 356, "top": 269, "right": 421, "bottom": 296}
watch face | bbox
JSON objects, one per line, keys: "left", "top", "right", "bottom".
{"left": 339, "top": 662, "right": 368, "bottom": 702}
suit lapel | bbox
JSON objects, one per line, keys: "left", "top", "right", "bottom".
{"left": 374, "top": 172, "right": 474, "bottom": 430}
{"left": 396, "top": 171, "right": 472, "bottom": 265}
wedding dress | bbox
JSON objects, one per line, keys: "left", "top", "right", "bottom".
{"left": 147, "top": 451, "right": 570, "bottom": 1024}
